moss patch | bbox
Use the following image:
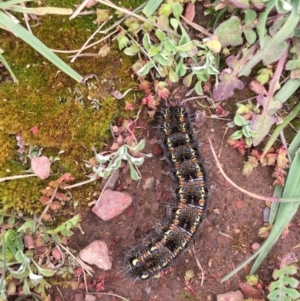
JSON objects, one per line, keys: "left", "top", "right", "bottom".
{"left": 0, "top": 6, "right": 143, "bottom": 214}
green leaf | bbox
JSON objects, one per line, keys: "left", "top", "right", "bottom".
{"left": 176, "top": 41, "right": 194, "bottom": 52}
{"left": 142, "top": 0, "right": 164, "bottom": 17}
{"left": 127, "top": 159, "right": 140, "bottom": 181}
{"left": 170, "top": 18, "right": 179, "bottom": 30}
{"left": 130, "top": 139, "right": 146, "bottom": 152}
{"left": 175, "top": 57, "right": 187, "bottom": 77}
{"left": 148, "top": 45, "right": 162, "bottom": 57}
{"left": 0, "top": 11, "right": 82, "bottom": 83}
{"left": 23, "top": 278, "right": 31, "bottom": 295}
{"left": 172, "top": 3, "right": 183, "bottom": 19}
{"left": 214, "top": 16, "right": 243, "bottom": 47}
{"left": 130, "top": 157, "right": 144, "bottom": 166}
{"left": 242, "top": 126, "right": 251, "bottom": 137}
{"left": 244, "top": 9, "right": 257, "bottom": 25}
{"left": 234, "top": 115, "right": 247, "bottom": 126}
{"left": 124, "top": 43, "right": 139, "bottom": 56}
{"left": 169, "top": 68, "right": 179, "bottom": 82}
{"left": 17, "top": 220, "right": 36, "bottom": 234}
{"left": 155, "top": 29, "right": 166, "bottom": 41}
{"left": 142, "top": 33, "right": 152, "bottom": 51}
{"left": 47, "top": 215, "right": 81, "bottom": 238}
{"left": 137, "top": 61, "right": 153, "bottom": 76}
{"left": 96, "top": 153, "right": 111, "bottom": 164}
{"left": 183, "top": 72, "right": 193, "bottom": 88}
{"left": 231, "top": 130, "right": 243, "bottom": 140}
{"left": 194, "top": 81, "right": 203, "bottom": 95}
{"left": 32, "top": 259, "right": 56, "bottom": 277}
{"left": 117, "top": 34, "right": 129, "bottom": 50}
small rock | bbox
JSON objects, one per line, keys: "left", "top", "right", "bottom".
{"left": 239, "top": 282, "right": 262, "bottom": 298}
{"left": 143, "top": 177, "right": 154, "bottom": 190}
{"left": 217, "top": 290, "right": 243, "bottom": 301}
{"left": 92, "top": 189, "right": 132, "bottom": 221}
{"left": 52, "top": 248, "right": 62, "bottom": 260}
{"left": 31, "top": 156, "right": 51, "bottom": 179}
{"left": 110, "top": 142, "right": 119, "bottom": 150}
{"left": 79, "top": 240, "right": 112, "bottom": 270}
{"left": 251, "top": 242, "right": 261, "bottom": 251}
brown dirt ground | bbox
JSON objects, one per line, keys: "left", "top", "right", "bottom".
{"left": 50, "top": 93, "right": 300, "bottom": 301}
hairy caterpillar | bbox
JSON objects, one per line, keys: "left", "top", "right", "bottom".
{"left": 123, "top": 104, "right": 208, "bottom": 280}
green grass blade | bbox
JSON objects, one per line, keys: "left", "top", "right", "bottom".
{"left": 274, "top": 78, "right": 300, "bottom": 103}
{"left": 142, "top": 0, "right": 164, "bottom": 17}
{"left": 0, "top": 0, "right": 32, "bottom": 9}
{"left": 221, "top": 250, "right": 262, "bottom": 282}
{"left": 8, "top": 6, "right": 73, "bottom": 15}
{"left": 269, "top": 129, "right": 300, "bottom": 224}
{"left": 0, "top": 49, "right": 18, "bottom": 83}
{"left": 269, "top": 185, "right": 283, "bottom": 225}
{"left": 250, "top": 149, "right": 300, "bottom": 273}
{"left": 288, "top": 127, "right": 300, "bottom": 160}
{"left": 0, "top": 11, "right": 83, "bottom": 83}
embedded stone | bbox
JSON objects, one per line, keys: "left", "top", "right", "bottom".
{"left": 92, "top": 189, "right": 132, "bottom": 221}
{"left": 79, "top": 240, "right": 112, "bottom": 270}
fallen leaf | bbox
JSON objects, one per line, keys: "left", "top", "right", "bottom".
{"left": 184, "top": 3, "right": 195, "bottom": 22}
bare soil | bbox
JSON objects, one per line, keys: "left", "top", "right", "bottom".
{"left": 50, "top": 97, "right": 300, "bottom": 301}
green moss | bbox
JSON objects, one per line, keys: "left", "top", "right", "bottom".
{"left": 0, "top": 7, "right": 143, "bottom": 214}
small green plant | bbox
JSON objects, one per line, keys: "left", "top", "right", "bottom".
{"left": 90, "top": 139, "right": 152, "bottom": 181}
{"left": 268, "top": 254, "right": 300, "bottom": 301}
{"left": 0, "top": 212, "right": 81, "bottom": 300}
{"left": 118, "top": 6, "right": 219, "bottom": 95}
{"left": 213, "top": 0, "right": 300, "bottom": 152}
{"left": 230, "top": 115, "right": 259, "bottom": 146}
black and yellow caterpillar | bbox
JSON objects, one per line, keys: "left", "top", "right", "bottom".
{"left": 123, "top": 104, "right": 208, "bottom": 280}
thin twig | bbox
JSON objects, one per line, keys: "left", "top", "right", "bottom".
{"left": 189, "top": 246, "right": 205, "bottom": 286}
{"left": 55, "top": 286, "right": 65, "bottom": 301}
{"left": 181, "top": 15, "right": 212, "bottom": 37}
{"left": 57, "top": 243, "right": 94, "bottom": 277}
{"left": 0, "top": 174, "right": 37, "bottom": 182}
{"left": 218, "top": 127, "right": 228, "bottom": 158}
{"left": 208, "top": 137, "right": 291, "bottom": 203}
{"left": 69, "top": 0, "right": 91, "bottom": 19}
{"left": 37, "top": 185, "right": 59, "bottom": 228}
{"left": 86, "top": 291, "right": 131, "bottom": 301}
{"left": 218, "top": 231, "right": 234, "bottom": 240}
{"left": 54, "top": 29, "right": 118, "bottom": 54}
{"left": 71, "top": 20, "right": 109, "bottom": 63}
{"left": 64, "top": 177, "right": 96, "bottom": 189}
{"left": 279, "top": 131, "right": 292, "bottom": 163}
{"left": 95, "top": 171, "right": 115, "bottom": 206}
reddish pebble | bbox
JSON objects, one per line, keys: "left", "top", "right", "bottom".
{"left": 251, "top": 242, "right": 261, "bottom": 251}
